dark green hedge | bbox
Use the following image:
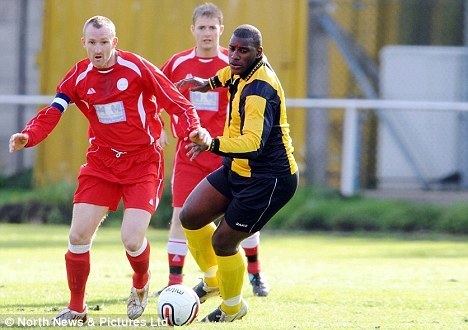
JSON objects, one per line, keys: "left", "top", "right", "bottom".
{"left": 0, "top": 181, "right": 467, "bottom": 234}
{"left": 268, "top": 186, "right": 468, "bottom": 234}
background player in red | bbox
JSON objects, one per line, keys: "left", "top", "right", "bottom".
{"left": 8, "top": 15, "right": 207, "bottom": 323}
{"left": 159, "top": 2, "right": 269, "bottom": 297}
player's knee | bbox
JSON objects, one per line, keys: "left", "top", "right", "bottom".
{"left": 121, "top": 235, "right": 142, "bottom": 252}
{"left": 212, "top": 232, "right": 237, "bottom": 255}
{"left": 68, "top": 231, "right": 92, "bottom": 245}
{"left": 179, "top": 208, "right": 194, "bottom": 229}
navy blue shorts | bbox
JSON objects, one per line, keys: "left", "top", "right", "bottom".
{"left": 206, "top": 165, "right": 298, "bottom": 233}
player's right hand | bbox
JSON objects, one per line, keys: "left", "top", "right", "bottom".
{"left": 185, "top": 142, "right": 205, "bottom": 161}
{"left": 9, "top": 133, "right": 29, "bottom": 153}
{"left": 188, "top": 127, "right": 212, "bottom": 147}
{"left": 175, "top": 77, "right": 210, "bottom": 93}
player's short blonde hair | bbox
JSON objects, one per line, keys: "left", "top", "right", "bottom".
{"left": 192, "top": 2, "right": 223, "bottom": 25}
{"left": 83, "top": 16, "right": 116, "bottom": 37}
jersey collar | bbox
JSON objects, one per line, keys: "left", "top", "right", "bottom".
{"left": 240, "top": 57, "right": 263, "bottom": 81}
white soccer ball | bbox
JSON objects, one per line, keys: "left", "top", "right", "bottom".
{"left": 157, "top": 284, "right": 200, "bottom": 326}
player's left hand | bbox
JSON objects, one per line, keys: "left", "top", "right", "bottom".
{"left": 175, "top": 77, "right": 210, "bottom": 93}
{"left": 186, "top": 142, "right": 206, "bottom": 161}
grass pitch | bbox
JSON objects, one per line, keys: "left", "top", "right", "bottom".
{"left": 0, "top": 223, "right": 467, "bottom": 329}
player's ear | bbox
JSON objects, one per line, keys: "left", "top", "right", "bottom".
{"left": 81, "top": 37, "right": 85, "bottom": 48}
{"left": 190, "top": 24, "right": 195, "bottom": 35}
{"left": 219, "top": 24, "right": 224, "bottom": 36}
{"left": 256, "top": 46, "right": 263, "bottom": 59}
{"left": 112, "top": 37, "right": 118, "bottom": 48}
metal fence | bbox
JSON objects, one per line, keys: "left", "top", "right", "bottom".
{"left": 3, "top": 95, "right": 468, "bottom": 196}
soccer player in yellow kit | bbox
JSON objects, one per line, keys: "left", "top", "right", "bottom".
{"left": 177, "top": 24, "right": 298, "bottom": 322}
{"left": 159, "top": 3, "right": 269, "bottom": 296}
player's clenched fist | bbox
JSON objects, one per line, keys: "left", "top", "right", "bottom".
{"left": 189, "top": 127, "right": 212, "bottom": 147}
{"left": 9, "top": 133, "right": 29, "bottom": 153}
{"left": 185, "top": 127, "right": 212, "bottom": 161}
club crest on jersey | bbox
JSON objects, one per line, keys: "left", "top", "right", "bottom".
{"left": 94, "top": 101, "right": 126, "bottom": 124}
{"left": 117, "top": 78, "right": 129, "bottom": 91}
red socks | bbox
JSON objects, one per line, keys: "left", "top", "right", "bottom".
{"left": 243, "top": 246, "right": 261, "bottom": 274}
{"left": 65, "top": 251, "right": 90, "bottom": 313}
{"left": 65, "top": 240, "right": 150, "bottom": 314}
{"left": 168, "top": 253, "right": 185, "bottom": 285}
{"left": 126, "top": 243, "right": 150, "bottom": 289}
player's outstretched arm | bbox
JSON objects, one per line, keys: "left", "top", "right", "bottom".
{"left": 9, "top": 133, "right": 29, "bottom": 153}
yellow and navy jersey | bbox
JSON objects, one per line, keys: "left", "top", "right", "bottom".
{"left": 209, "top": 57, "right": 298, "bottom": 178}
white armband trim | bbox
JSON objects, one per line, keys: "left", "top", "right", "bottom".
{"left": 52, "top": 97, "right": 69, "bottom": 111}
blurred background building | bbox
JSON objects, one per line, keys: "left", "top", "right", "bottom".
{"left": 0, "top": 0, "right": 467, "bottom": 193}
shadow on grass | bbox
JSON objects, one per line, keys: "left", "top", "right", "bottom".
{"left": 2, "top": 298, "right": 127, "bottom": 310}
{"left": 0, "top": 240, "right": 124, "bottom": 250}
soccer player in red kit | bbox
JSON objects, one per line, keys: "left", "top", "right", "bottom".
{"left": 8, "top": 16, "right": 208, "bottom": 323}
{"left": 158, "top": 3, "right": 269, "bottom": 297}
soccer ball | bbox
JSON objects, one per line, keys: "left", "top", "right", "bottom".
{"left": 157, "top": 284, "right": 200, "bottom": 326}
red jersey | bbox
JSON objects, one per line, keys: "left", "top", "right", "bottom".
{"left": 161, "top": 47, "right": 228, "bottom": 206}
{"left": 161, "top": 47, "right": 228, "bottom": 138}
{"left": 23, "top": 50, "right": 200, "bottom": 152}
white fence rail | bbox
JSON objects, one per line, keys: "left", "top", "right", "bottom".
{"left": 286, "top": 98, "right": 468, "bottom": 196}
{"left": 0, "top": 95, "right": 52, "bottom": 105}
{"left": 2, "top": 95, "right": 468, "bottom": 196}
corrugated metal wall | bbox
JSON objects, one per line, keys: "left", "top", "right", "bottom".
{"left": 35, "top": 0, "right": 308, "bottom": 185}
{"left": 327, "top": 0, "right": 400, "bottom": 187}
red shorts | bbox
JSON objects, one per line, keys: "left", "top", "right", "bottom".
{"left": 73, "top": 144, "right": 164, "bottom": 214}
{"left": 171, "top": 139, "right": 222, "bottom": 207}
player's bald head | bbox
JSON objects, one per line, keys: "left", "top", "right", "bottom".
{"left": 83, "top": 16, "right": 116, "bottom": 37}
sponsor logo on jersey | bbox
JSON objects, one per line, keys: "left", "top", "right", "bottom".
{"left": 189, "top": 91, "right": 219, "bottom": 111}
{"left": 94, "top": 101, "right": 126, "bottom": 124}
{"left": 87, "top": 88, "right": 96, "bottom": 95}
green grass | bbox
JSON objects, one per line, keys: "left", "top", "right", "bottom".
{"left": 0, "top": 224, "right": 467, "bottom": 329}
